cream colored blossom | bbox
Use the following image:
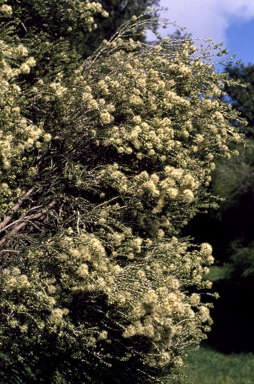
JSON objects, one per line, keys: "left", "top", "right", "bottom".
{"left": 16, "top": 44, "right": 28, "bottom": 56}
{"left": 200, "top": 243, "right": 213, "bottom": 257}
{"left": 189, "top": 293, "right": 200, "bottom": 306}
{"left": 12, "top": 267, "right": 21, "bottom": 276}
{"left": 77, "top": 263, "right": 89, "bottom": 277}
{"left": 43, "top": 133, "right": 52, "bottom": 142}
{"left": 132, "top": 115, "right": 142, "bottom": 124}
{"left": 18, "top": 274, "right": 30, "bottom": 287}
{"left": 199, "top": 305, "right": 210, "bottom": 322}
{"left": 19, "top": 63, "right": 31, "bottom": 74}
{"left": 143, "top": 180, "right": 160, "bottom": 197}
{"left": 123, "top": 324, "right": 137, "bottom": 338}
{"left": 82, "top": 92, "right": 93, "bottom": 101}
{"left": 50, "top": 308, "right": 65, "bottom": 324}
{"left": 0, "top": 4, "right": 12, "bottom": 16}
{"left": 26, "top": 57, "right": 36, "bottom": 67}
{"left": 143, "top": 324, "right": 155, "bottom": 337}
{"left": 129, "top": 94, "right": 142, "bottom": 106}
{"left": 167, "top": 188, "right": 179, "bottom": 199}
{"left": 143, "top": 289, "right": 158, "bottom": 304}
{"left": 48, "top": 285, "right": 57, "bottom": 294}
{"left": 100, "top": 111, "right": 112, "bottom": 124}
{"left": 137, "top": 270, "right": 146, "bottom": 279}
{"left": 87, "top": 99, "right": 98, "bottom": 109}
{"left": 182, "top": 189, "right": 194, "bottom": 203}
{"left": 98, "top": 330, "right": 108, "bottom": 340}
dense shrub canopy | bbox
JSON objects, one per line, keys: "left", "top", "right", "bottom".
{"left": 0, "top": 1, "right": 243, "bottom": 383}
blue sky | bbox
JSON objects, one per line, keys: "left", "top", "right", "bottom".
{"left": 150, "top": 0, "right": 254, "bottom": 66}
{"left": 226, "top": 18, "right": 254, "bottom": 65}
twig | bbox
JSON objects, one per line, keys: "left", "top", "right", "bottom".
{"left": 0, "top": 200, "right": 56, "bottom": 248}
{"left": 0, "top": 187, "right": 35, "bottom": 232}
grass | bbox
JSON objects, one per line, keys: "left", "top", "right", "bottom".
{"left": 171, "top": 346, "right": 254, "bottom": 384}
{"left": 166, "top": 263, "right": 254, "bottom": 384}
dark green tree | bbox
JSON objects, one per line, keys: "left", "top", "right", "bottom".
{"left": 225, "top": 64, "right": 254, "bottom": 136}
{"left": 8, "top": 0, "right": 159, "bottom": 61}
{"left": 183, "top": 63, "right": 254, "bottom": 264}
{"left": 185, "top": 63, "right": 254, "bottom": 353}
{"left": 212, "top": 63, "right": 254, "bottom": 262}
{"left": 82, "top": 0, "right": 160, "bottom": 56}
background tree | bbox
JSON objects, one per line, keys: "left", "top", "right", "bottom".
{"left": 210, "top": 63, "right": 254, "bottom": 268}
{"left": 0, "top": 1, "right": 243, "bottom": 383}
{"left": 224, "top": 63, "right": 254, "bottom": 136}
{"left": 183, "top": 63, "right": 254, "bottom": 353}
{"left": 7, "top": 0, "right": 159, "bottom": 62}
{"left": 82, "top": 0, "right": 160, "bottom": 56}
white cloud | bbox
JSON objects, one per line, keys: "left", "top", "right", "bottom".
{"left": 154, "top": 0, "right": 254, "bottom": 45}
{"left": 219, "top": 0, "right": 254, "bottom": 21}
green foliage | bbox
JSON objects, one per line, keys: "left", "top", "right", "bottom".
{"left": 81, "top": 0, "right": 160, "bottom": 56}
{"left": 225, "top": 64, "right": 254, "bottom": 135}
{"left": 229, "top": 242, "right": 254, "bottom": 279}
{"left": 185, "top": 63, "right": 254, "bottom": 356}
{"left": 208, "top": 64, "right": 254, "bottom": 267}
{"left": 0, "top": 1, "right": 244, "bottom": 383}
{"left": 186, "top": 63, "right": 254, "bottom": 263}
{"left": 204, "top": 265, "right": 229, "bottom": 282}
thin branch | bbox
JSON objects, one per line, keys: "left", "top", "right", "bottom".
{"left": 0, "top": 200, "right": 56, "bottom": 248}
{"left": 0, "top": 205, "right": 44, "bottom": 233}
{"left": 0, "top": 249, "right": 20, "bottom": 254}
{"left": 0, "top": 187, "right": 35, "bottom": 232}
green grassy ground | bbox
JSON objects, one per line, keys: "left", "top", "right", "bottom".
{"left": 165, "top": 263, "right": 254, "bottom": 384}
{"left": 174, "top": 346, "right": 254, "bottom": 384}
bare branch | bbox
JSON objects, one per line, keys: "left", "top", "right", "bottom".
{"left": 0, "top": 188, "right": 35, "bottom": 232}
{"left": 0, "top": 200, "right": 56, "bottom": 249}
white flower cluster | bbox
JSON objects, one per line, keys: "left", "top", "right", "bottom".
{"left": 0, "top": 3, "right": 12, "bottom": 17}
{"left": 65, "top": 38, "right": 242, "bottom": 241}
{"left": 0, "top": 38, "right": 53, "bottom": 214}
{"left": 0, "top": 230, "right": 214, "bottom": 368}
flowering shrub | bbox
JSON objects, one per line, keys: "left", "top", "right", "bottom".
{"left": 1, "top": 232, "right": 214, "bottom": 383}
{"left": 0, "top": 2, "right": 243, "bottom": 383}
